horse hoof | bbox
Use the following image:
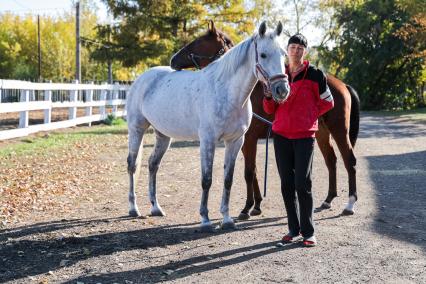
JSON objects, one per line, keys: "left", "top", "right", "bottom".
{"left": 250, "top": 208, "right": 262, "bottom": 216}
{"left": 238, "top": 212, "right": 250, "bottom": 220}
{"left": 150, "top": 209, "right": 166, "bottom": 217}
{"left": 129, "top": 209, "right": 141, "bottom": 217}
{"left": 321, "top": 202, "right": 331, "bottom": 209}
{"left": 220, "top": 221, "right": 236, "bottom": 230}
{"left": 342, "top": 209, "right": 354, "bottom": 216}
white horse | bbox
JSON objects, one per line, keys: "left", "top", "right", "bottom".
{"left": 126, "top": 21, "right": 290, "bottom": 231}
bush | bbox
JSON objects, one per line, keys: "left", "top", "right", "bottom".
{"left": 104, "top": 114, "right": 126, "bottom": 126}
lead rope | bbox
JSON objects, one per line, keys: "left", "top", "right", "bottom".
{"left": 192, "top": 46, "right": 274, "bottom": 198}
{"left": 252, "top": 112, "right": 272, "bottom": 197}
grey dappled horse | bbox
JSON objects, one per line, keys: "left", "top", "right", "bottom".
{"left": 126, "top": 21, "right": 290, "bottom": 231}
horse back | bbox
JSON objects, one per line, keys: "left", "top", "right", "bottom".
{"left": 323, "top": 74, "right": 352, "bottom": 133}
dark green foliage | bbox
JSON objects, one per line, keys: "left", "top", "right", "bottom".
{"left": 319, "top": 0, "right": 425, "bottom": 110}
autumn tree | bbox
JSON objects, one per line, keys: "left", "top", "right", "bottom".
{"left": 93, "top": 0, "right": 273, "bottom": 70}
{"left": 0, "top": 0, "right": 108, "bottom": 81}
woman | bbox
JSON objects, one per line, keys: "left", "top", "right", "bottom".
{"left": 263, "top": 34, "right": 334, "bottom": 247}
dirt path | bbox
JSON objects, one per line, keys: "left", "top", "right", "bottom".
{"left": 1, "top": 113, "right": 425, "bottom": 283}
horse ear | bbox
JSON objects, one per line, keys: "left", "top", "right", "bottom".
{"left": 276, "top": 21, "right": 283, "bottom": 36}
{"left": 258, "top": 21, "right": 267, "bottom": 37}
{"left": 209, "top": 20, "right": 216, "bottom": 34}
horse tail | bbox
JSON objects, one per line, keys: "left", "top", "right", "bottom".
{"left": 347, "top": 85, "right": 360, "bottom": 147}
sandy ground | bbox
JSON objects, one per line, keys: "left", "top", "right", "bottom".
{"left": 0, "top": 112, "right": 425, "bottom": 283}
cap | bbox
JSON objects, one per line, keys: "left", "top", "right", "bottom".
{"left": 288, "top": 34, "right": 308, "bottom": 48}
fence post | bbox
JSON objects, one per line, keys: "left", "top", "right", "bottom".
{"left": 100, "top": 83, "right": 107, "bottom": 118}
{"left": 112, "top": 82, "right": 119, "bottom": 115}
{"left": 19, "top": 89, "right": 30, "bottom": 128}
{"left": 85, "top": 81, "right": 94, "bottom": 126}
{"left": 44, "top": 80, "right": 52, "bottom": 124}
{"left": 69, "top": 80, "right": 78, "bottom": 120}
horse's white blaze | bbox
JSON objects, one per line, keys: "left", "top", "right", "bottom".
{"left": 126, "top": 22, "right": 288, "bottom": 228}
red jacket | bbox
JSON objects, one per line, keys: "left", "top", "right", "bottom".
{"left": 263, "top": 61, "right": 334, "bottom": 139}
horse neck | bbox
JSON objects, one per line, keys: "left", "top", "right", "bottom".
{"left": 210, "top": 39, "right": 257, "bottom": 107}
{"left": 229, "top": 58, "right": 257, "bottom": 107}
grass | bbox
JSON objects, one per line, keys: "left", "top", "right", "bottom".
{"left": 0, "top": 123, "right": 128, "bottom": 158}
{"left": 104, "top": 114, "right": 126, "bottom": 126}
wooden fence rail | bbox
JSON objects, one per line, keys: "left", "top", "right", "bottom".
{"left": 0, "top": 80, "right": 129, "bottom": 140}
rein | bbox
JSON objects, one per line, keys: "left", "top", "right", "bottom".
{"left": 252, "top": 39, "right": 289, "bottom": 197}
{"left": 189, "top": 38, "right": 277, "bottom": 198}
{"left": 252, "top": 113, "right": 272, "bottom": 198}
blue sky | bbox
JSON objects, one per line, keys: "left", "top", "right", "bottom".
{"left": 0, "top": 0, "right": 108, "bottom": 21}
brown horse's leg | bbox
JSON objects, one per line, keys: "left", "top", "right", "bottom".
{"left": 250, "top": 166, "right": 263, "bottom": 216}
{"left": 238, "top": 138, "right": 259, "bottom": 220}
{"left": 316, "top": 124, "right": 338, "bottom": 208}
{"left": 332, "top": 132, "right": 357, "bottom": 215}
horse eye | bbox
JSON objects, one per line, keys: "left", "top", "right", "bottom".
{"left": 260, "top": 53, "right": 267, "bottom": 58}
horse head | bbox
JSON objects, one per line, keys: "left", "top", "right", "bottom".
{"left": 170, "top": 20, "right": 234, "bottom": 70}
{"left": 171, "top": 21, "right": 290, "bottom": 103}
{"left": 252, "top": 21, "right": 290, "bottom": 103}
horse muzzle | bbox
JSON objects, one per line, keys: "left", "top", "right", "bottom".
{"left": 271, "top": 79, "right": 290, "bottom": 103}
{"left": 170, "top": 55, "right": 183, "bottom": 70}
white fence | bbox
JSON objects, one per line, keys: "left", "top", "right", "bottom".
{"left": 0, "top": 80, "right": 129, "bottom": 141}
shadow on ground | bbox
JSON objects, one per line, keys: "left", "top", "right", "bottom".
{"left": 367, "top": 150, "right": 426, "bottom": 251}
{"left": 0, "top": 217, "right": 286, "bottom": 282}
{"left": 65, "top": 238, "right": 297, "bottom": 284}
{"left": 359, "top": 114, "right": 426, "bottom": 139}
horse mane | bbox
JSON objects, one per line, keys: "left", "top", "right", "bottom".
{"left": 204, "top": 35, "right": 254, "bottom": 80}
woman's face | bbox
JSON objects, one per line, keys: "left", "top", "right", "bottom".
{"left": 287, "top": 43, "right": 306, "bottom": 62}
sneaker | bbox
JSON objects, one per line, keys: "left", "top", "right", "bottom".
{"left": 302, "top": 236, "right": 317, "bottom": 247}
{"left": 281, "top": 233, "right": 302, "bottom": 243}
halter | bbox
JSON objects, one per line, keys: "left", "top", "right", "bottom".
{"left": 254, "top": 39, "right": 288, "bottom": 98}
{"left": 188, "top": 36, "right": 232, "bottom": 69}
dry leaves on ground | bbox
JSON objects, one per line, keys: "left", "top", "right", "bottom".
{"left": 0, "top": 132, "right": 126, "bottom": 226}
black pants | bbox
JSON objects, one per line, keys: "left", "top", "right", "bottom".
{"left": 273, "top": 134, "right": 315, "bottom": 238}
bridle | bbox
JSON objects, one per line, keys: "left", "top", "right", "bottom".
{"left": 188, "top": 36, "right": 233, "bottom": 69}
{"left": 253, "top": 39, "right": 288, "bottom": 98}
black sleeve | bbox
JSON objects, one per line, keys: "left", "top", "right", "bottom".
{"left": 316, "top": 69, "right": 328, "bottom": 95}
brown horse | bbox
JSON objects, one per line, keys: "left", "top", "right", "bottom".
{"left": 170, "top": 21, "right": 360, "bottom": 218}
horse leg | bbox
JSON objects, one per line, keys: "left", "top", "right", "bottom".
{"left": 199, "top": 138, "right": 216, "bottom": 232}
{"left": 251, "top": 165, "right": 263, "bottom": 216}
{"left": 220, "top": 136, "right": 244, "bottom": 229}
{"left": 316, "top": 126, "right": 338, "bottom": 209}
{"left": 148, "top": 130, "right": 172, "bottom": 216}
{"left": 127, "top": 119, "right": 150, "bottom": 217}
{"left": 333, "top": 132, "right": 357, "bottom": 215}
{"left": 238, "top": 140, "right": 257, "bottom": 220}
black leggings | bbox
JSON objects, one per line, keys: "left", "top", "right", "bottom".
{"left": 273, "top": 134, "right": 315, "bottom": 238}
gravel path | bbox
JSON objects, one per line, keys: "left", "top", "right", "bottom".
{"left": 1, "top": 113, "right": 425, "bottom": 283}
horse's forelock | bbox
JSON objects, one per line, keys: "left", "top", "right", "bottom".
{"left": 256, "top": 31, "right": 282, "bottom": 51}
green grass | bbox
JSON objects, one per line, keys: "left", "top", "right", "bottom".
{"left": 0, "top": 123, "right": 128, "bottom": 158}
{"left": 104, "top": 114, "right": 126, "bottom": 126}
